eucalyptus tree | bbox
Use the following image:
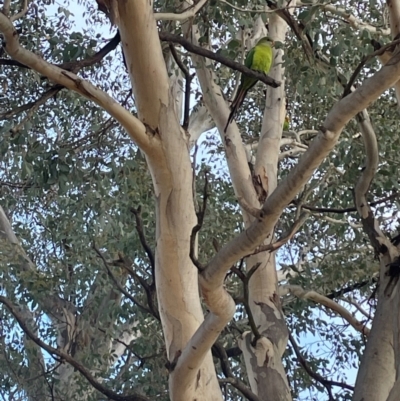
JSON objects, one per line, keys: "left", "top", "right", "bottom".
{"left": 1, "top": 0, "right": 400, "bottom": 401}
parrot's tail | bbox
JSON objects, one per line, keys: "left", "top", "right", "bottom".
{"left": 224, "top": 89, "right": 247, "bottom": 132}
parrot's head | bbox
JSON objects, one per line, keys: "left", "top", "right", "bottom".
{"left": 257, "top": 37, "right": 275, "bottom": 47}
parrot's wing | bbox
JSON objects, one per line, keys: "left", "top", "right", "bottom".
{"left": 244, "top": 46, "right": 256, "bottom": 69}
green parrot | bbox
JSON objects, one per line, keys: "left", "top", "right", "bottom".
{"left": 224, "top": 37, "right": 274, "bottom": 132}
{"left": 283, "top": 115, "right": 290, "bottom": 131}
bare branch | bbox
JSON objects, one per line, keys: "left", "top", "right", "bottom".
{"left": 0, "top": 85, "right": 62, "bottom": 120}
{"left": 129, "top": 207, "right": 155, "bottom": 279}
{"left": 10, "top": 0, "right": 28, "bottom": 22}
{"left": 0, "top": 15, "right": 153, "bottom": 154}
{"left": 321, "top": 3, "right": 390, "bottom": 35}
{"left": 212, "top": 342, "right": 261, "bottom": 401}
{"left": 116, "top": 258, "right": 160, "bottom": 321}
{"left": 283, "top": 285, "right": 370, "bottom": 336}
{"left": 155, "top": 0, "right": 208, "bottom": 21}
{"left": 340, "top": 297, "right": 371, "bottom": 319}
{"left": 249, "top": 212, "right": 309, "bottom": 255}
{"left": 325, "top": 275, "right": 378, "bottom": 299}
{"left": 293, "top": 192, "right": 399, "bottom": 214}
{"left": 202, "top": 47, "right": 400, "bottom": 288}
{"left": 343, "top": 38, "right": 400, "bottom": 97}
{"left": 168, "top": 43, "right": 194, "bottom": 130}
{"left": 1, "top": 32, "right": 121, "bottom": 73}
{"left": 289, "top": 332, "right": 355, "bottom": 394}
{"left": 0, "top": 296, "right": 151, "bottom": 401}
{"left": 93, "top": 244, "right": 153, "bottom": 316}
{"left": 189, "top": 171, "right": 209, "bottom": 271}
{"left": 159, "top": 32, "right": 281, "bottom": 88}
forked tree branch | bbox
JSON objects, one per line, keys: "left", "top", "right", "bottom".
{"left": 129, "top": 207, "right": 156, "bottom": 279}
{"left": 168, "top": 43, "right": 194, "bottom": 130}
{"left": 0, "top": 15, "right": 153, "bottom": 154}
{"left": 343, "top": 38, "right": 400, "bottom": 97}
{"left": 201, "top": 47, "right": 400, "bottom": 288}
{"left": 212, "top": 342, "right": 261, "bottom": 401}
{"left": 155, "top": 0, "right": 208, "bottom": 21}
{"left": 10, "top": 0, "right": 28, "bottom": 22}
{"left": 93, "top": 244, "right": 152, "bottom": 316}
{"left": 0, "top": 296, "right": 151, "bottom": 401}
{"left": 289, "top": 332, "right": 355, "bottom": 395}
{"left": 320, "top": 3, "right": 390, "bottom": 35}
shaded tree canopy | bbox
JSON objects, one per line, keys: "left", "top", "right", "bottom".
{"left": 1, "top": 1, "right": 400, "bottom": 401}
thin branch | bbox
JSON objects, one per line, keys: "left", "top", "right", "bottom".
{"left": 168, "top": 43, "right": 194, "bottom": 130}
{"left": 218, "top": 0, "right": 267, "bottom": 13}
{"left": 321, "top": 4, "right": 390, "bottom": 35}
{"left": 10, "top": 0, "right": 28, "bottom": 22}
{"left": 1, "top": 32, "right": 122, "bottom": 125}
{"left": 343, "top": 38, "right": 400, "bottom": 97}
{"left": 2, "top": 0, "right": 11, "bottom": 16}
{"left": 249, "top": 212, "right": 309, "bottom": 255}
{"left": 289, "top": 332, "right": 354, "bottom": 394}
{"left": 116, "top": 258, "right": 160, "bottom": 321}
{"left": 0, "top": 296, "right": 151, "bottom": 401}
{"left": 219, "top": 377, "right": 261, "bottom": 400}
{"left": 1, "top": 32, "right": 121, "bottom": 73}
{"left": 0, "top": 85, "right": 62, "bottom": 120}
{"left": 243, "top": 263, "right": 262, "bottom": 345}
{"left": 129, "top": 207, "right": 155, "bottom": 281}
{"left": 0, "top": 17, "right": 151, "bottom": 152}
{"left": 92, "top": 244, "right": 153, "bottom": 316}
{"left": 190, "top": 171, "right": 209, "bottom": 271}
{"left": 0, "top": 58, "right": 27, "bottom": 68}
{"left": 293, "top": 192, "right": 399, "bottom": 214}
{"left": 155, "top": 0, "right": 208, "bottom": 21}
{"left": 326, "top": 276, "right": 378, "bottom": 299}
{"left": 212, "top": 342, "right": 260, "bottom": 401}
{"left": 158, "top": 32, "right": 280, "bottom": 88}
{"left": 284, "top": 285, "right": 370, "bottom": 336}
{"left": 265, "top": 0, "right": 314, "bottom": 61}
{"left": 340, "top": 297, "right": 371, "bottom": 319}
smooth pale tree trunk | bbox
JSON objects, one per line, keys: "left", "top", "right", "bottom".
{"left": 352, "top": 2, "right": 400, "bottom": 400}
{"left": 240, "top": 9, "right": 292, "bottom": 401}
{"left": 118, "top": 1, "right": 222, "bottom": 400}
